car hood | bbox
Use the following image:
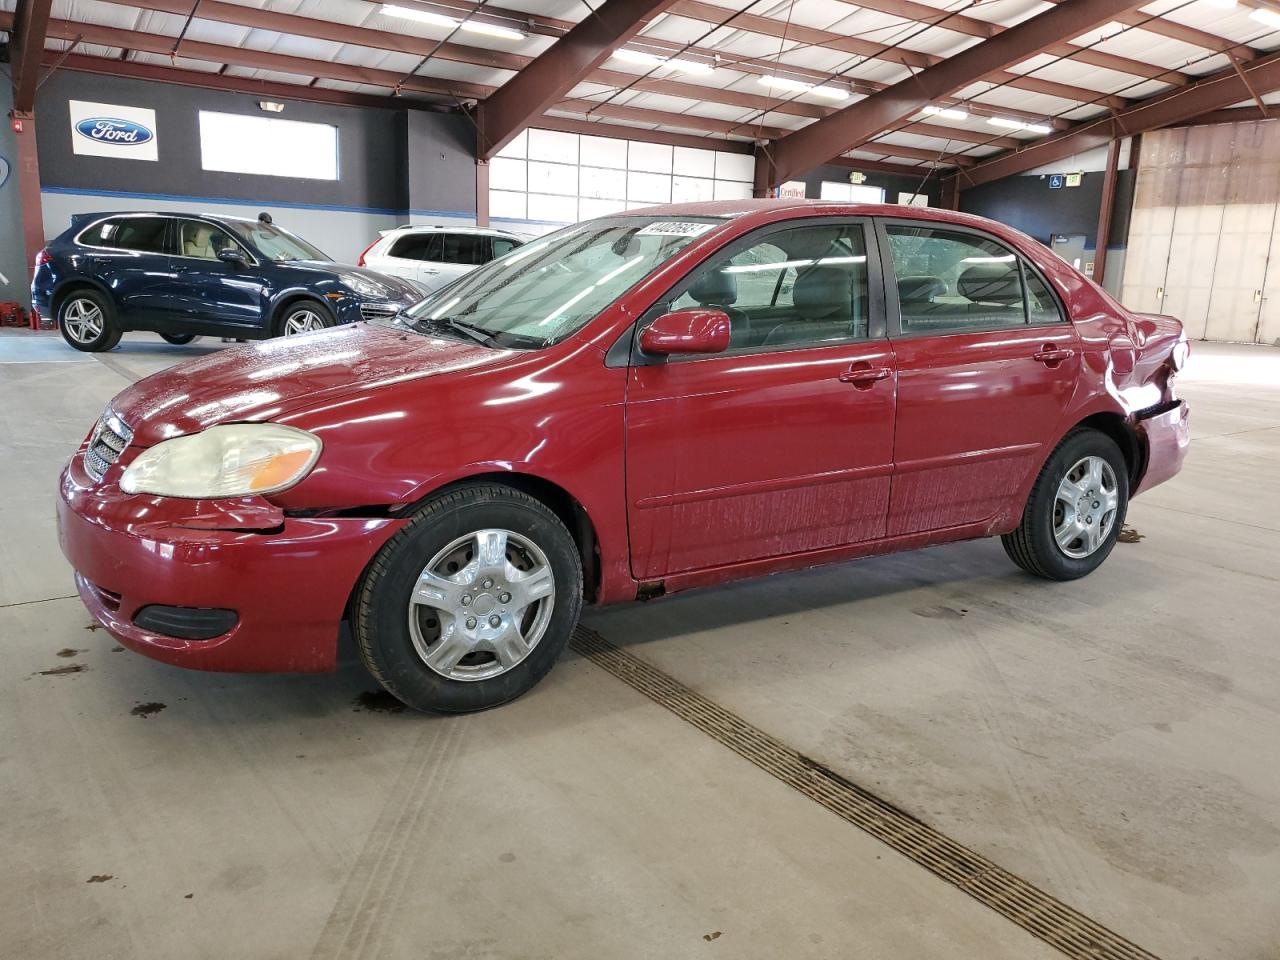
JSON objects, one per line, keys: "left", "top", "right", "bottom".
{"left": 110, "top": 324, "right": 507, "bottom": 447}
{"left": 281, "top": 261, "right": 421, "bottom": 300}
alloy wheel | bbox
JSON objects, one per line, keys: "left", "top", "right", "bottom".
{"left": 63, "top": 298, "right": 104, "bottom": 343}
{"left": 283, "top": 309, "right": 325, "bottom": 335}
{"left": 1053, "top": 455, "right": 1119, "bottom": 559}
{"left": 408, "top": 528, "right": 555, "bottom": 682}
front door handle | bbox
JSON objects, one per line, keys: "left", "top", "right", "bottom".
{"left": 838, "top": 364, "right": 892, "bottom": 388}
{"left": 1032, "top": 346, "right": 1074, "bottom": 366}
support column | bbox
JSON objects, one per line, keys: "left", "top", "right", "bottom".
{"left": 10, "top": 110, "right": 44, "bottom": 289}
{"left": 752, "top": 146, "right": 774, "bottom": 199}
{"left": 1092, "top": 138, "right": 1121, "bottom": 287}
{"left": 476, "top": 159, "right": 490, "bottom": 228}
{"left": 940, "top": 174, "right": 960, "bottom": 211}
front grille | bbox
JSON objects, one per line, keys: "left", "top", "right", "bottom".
{"left": 85, "top": 411, "right": 133, "bottom": 482}
{"left": 359, "top": 302, "right": 402, "bottom": 322}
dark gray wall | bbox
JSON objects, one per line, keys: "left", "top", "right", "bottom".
{"left": 0, "top": 83, "right": 28, "bottom": 307}
{"left": 795, "top": 163, "right": 943, "bottom": 207}
{"left": 406, "top": 111, "right": 477, "bottom": 217}
{"left": 960, "top": 169, "right": 1136, "bottom": 253}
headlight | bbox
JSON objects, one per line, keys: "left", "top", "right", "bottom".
{"left": 339, "top": 273, "right": 387, "bottom": 299}
{"left": 120, "top": 424, "right": 321, "bottom": 498}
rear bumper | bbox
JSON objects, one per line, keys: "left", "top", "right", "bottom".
{"left": 1134, "top": 399, "right": 1190, "bottom": 496}
{"left": 57, "top": 457, "right": 405, "bottom": 672}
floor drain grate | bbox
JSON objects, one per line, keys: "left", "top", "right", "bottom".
{"left": 571, "top": 625, "right": 1162, "bottom": 960}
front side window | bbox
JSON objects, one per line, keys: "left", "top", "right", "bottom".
{"left": 491, "top": 237, "right": 520, "bottom": 260}
{"left": 86, "top": 217, "right": 169, "bottom": 254}
{"left": 886, "top": 225, "right": 1060, "bottom": 333}
{"left": 399, "top": 216, "right": 720, "bottom": 348}
{"left": 177, "top": 220, "right": 239, "bottom": 260}
{"left": 224, "top": 220, "right": 329, "bottom": 263}
{"left": 671, "top": 222, "right": 871, "bottom": 352}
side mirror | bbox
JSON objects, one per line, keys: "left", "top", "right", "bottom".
{"left": 217, "top": 247, "right": 247, "bottom": 267}
{"left": 639, "top": 308, "right": 731, "bottom": 356}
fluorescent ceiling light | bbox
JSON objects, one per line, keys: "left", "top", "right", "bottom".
{"left": 611, "top": 47, "right": 713, "bottom": 74}
{"left": 381, "top": 4, "right": 525, "bottom": 39}
{"left": 1250, "top": 6, "right": 1280, "bottom": 27}
{"left": 988, "top": 116, "right": 1052, "bottom": 135}
{"left": 758, "top": 75, "right": 849, "bottom": 101}
{"left": 923, "top": 105, "right": 969, "bottom": 121}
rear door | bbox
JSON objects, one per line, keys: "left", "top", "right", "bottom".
{"left": 878, "top": 220, "right": 1081, "bottom": 536}
{"left": 381, "top": 231, "right": 436, "bottom": 286}
{"left": 625, "top": 217, "right": 897, "bottom": 579}
{"left": 76, "top": 215, "right": 176, "bottom": 324}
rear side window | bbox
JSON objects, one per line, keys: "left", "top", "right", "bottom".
{"left": 885, "top": 225, "right": 1058, "bottom": 334}
{"left": 82, "top": 217, "right": 170, "bottom": 254}
{"left": 389, "top": 234, "right": 432, "bottom": 260}
{"left": 491, "top": 237, "right": 520, "bottom": 260}
{"left": 439, "top": 233, "right": 487, "bottom": 265}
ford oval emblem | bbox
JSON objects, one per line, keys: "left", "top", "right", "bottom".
{"left": 74, "top": 117, "right": 154, "bottom": 146}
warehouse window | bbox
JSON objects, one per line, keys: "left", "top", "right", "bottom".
{"left": 198, "top": 111, "right": 338, "bottom": 181}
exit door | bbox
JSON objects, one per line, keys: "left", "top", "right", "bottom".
{"left": 1050, "top": 234, "right": 1087, "bottom": 272}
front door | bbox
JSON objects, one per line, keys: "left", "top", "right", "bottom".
{"left": 169, "top": 218, "right": 268, "bottom": 331}
{"left": 879, "top": 221, "right": 1081, "bottom": 536}
{"left": 625, "top": 219, "right": 897, "bottom": 580}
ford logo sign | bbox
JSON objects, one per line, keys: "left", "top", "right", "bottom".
{"left": 75, "top": 117, "right": 154, "bottom": 146}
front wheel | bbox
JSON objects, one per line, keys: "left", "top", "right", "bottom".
{"left": 354, "top": 484, "right": 583, "bottom": 714}
{"left": 1002, "top": 428, "right": 1128, "bottom": 580}
{"left": 274, "top": 301, "right": 334, "bottom": 337}
{"left": 58, "top": 290, "right": 121, "bottom": 352}
{"left": 160, "top": 332, "right": 200, "bottom": 345}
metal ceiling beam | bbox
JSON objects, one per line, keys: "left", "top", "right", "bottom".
{"left": 954, "top": 48, "right": 1280, "bottom": 188}
{"left": 8, "top": 0, "right": 54, "bottom": 112}
{"left": 550, "top": 102, "right": 787, "bottom": 141}
{"left": 1043, "top": 0, "right": 1263, "bottom": 60}
{"left": 856, "top": 141, "right": 977, "bottom": 165}
{"left": 474, "top": 0, "right": 681, "bottom": 159}
{"left": 758, "top": 0, "right": 1151, "bottom": 189}
{"left": 825, "top": 155, "right": 943, "bottom": 177}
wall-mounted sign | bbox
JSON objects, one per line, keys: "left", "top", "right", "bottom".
{"left": 69, "top": 100, "right": 159, "bottom": 161}
{"left": 1065, "top": 172, "right": 1083, "bottom": 187}
{"left": 1048, "top": 174, "right": 1065, "bottom": 189}
{"left": 848, "top": 171, "right": 867, "bottom": 185}
{"left": 778, "top": 180, "right": 807, "bottom": 199}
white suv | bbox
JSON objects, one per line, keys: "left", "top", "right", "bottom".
{"left": 358, "top": 225, "right": 524, "bottom": 294}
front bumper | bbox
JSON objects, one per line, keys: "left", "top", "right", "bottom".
{"left": 57, "top": 455, "right": 405, "bottom": 672}
{"left": 1134, "top": 399, "right": 1190, "bottom": 496}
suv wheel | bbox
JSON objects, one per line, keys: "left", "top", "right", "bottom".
{"left": 58, "top": 290, "right": 121, "bottom": 352}
{"left": 1002, "top": 428, "right": 1129, "bottom": 581}
{"left": 354, "top": 484, "right": 583, "bottom": 714}
{"left": 275, "top": 301, "right": 334, "bottom": 337}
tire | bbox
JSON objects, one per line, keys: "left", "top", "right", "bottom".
{"left": 273, "top": 300, "right": 335, "bottom": 337}
{"left": 160, "top": 332, "right": 200, "bottom": 345}
{"left": 58, "top": 289, "right": 121, "bottom": 352}
{"left": 354, "top": 484, "right": 583, "bottom": 714}
{"left": 1002, "top": 428, "right": 1129, "bottom": 581}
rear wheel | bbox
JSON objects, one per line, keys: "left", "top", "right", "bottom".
{"left": 1002, "top": 428, "right": 1128, "bottom": 580}
{"left": 58, "top": 290, "right": 121, "bottom": 352}
{"left": 160, "top": 332, "right": 199, "bottom": 345}
{"left": 354, "top": 484, "right": 583, "bottom": 714}
{"left": 274, "top": 300, "right": 334, "bottom": 337}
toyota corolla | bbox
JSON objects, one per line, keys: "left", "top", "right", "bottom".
{"left": 57, "top": 200, "right": 1190, "bottom": 713}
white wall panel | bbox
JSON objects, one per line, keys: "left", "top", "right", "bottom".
{"left": 714, "top": 151, "right": 754, "bottom": 183}
{"left": 712, "top": 179, "right": 752, "bottom": 200}
{"left": 528, "top": 192, "right": 578, "bottom": 223}
{"left": 628, "top": 171, "right": 672, "bottom": 203}
{"left": 528, "top": 128, "right": 578, "bottom": 164}
{"left": 489, "top": 189, "right": 527, "bottom": 221}
{"left": 489, "top": 157, "right": 527, "bottom": 192}
{"left": 528, "top": 161, "right": 578, "bottom": 196}
{"left": 672, "top": 175, "right": 715, "bottom": 203}
{"left": 581, "top": 135, "right": 628, "bottom": 169}
{"left": 580, "top": 197, "right": 629, "bottom": 219}
{"left": 495, "top": 129, "right": 527, "bottom": 159}
{"left": 673, "top": 146, "right": 716, "bottom": 178}
{"left": 580, "top": 166, "right": 627, "bottom": 200}
{"left": 628, "top": 141, "right": 674, "bottom": 174}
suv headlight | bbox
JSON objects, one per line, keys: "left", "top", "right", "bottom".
{"left": 120, "top": 424, "right": 321, "bottom": 498}
{"left": 339, "top": 273, "right": 387, "bottom": 299}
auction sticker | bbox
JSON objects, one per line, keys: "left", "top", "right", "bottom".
{"left": 637, "top": 221, "right": 717, "bottom": 238}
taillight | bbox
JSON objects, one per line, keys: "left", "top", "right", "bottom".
{"left": 356, "top": 238, "right": 379, "bottom": 267}
{"left": 34, "top": 248, "right": 51, "bottom": 267}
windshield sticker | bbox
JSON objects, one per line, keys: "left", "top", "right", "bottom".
{"left": 636, "top": 221, "right": 717, "bottom": 238}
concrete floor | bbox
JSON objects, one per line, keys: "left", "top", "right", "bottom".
{"left": 1, "top": 330, "right": 1277, "bottom": 960}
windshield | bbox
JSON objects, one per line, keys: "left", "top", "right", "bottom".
{"left": 225, "top": 220, "right": 330, "bottom": 262}
{"left": 398, "top": 216, "right": 722, "bottom": 348}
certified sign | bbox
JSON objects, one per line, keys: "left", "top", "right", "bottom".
{"left": 69, "top": 101, "right": 159, "bottom": 161}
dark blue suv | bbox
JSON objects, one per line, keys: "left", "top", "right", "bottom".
{"left": 32, "top": 212, "right": 423, "bottom": 352}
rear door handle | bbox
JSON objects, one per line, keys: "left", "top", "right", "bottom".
{"left": 838, "top": 364, "right": 892, "bottom": 387}
{"left": 1033, "top": 346, "right": 1074, "bottom": 365}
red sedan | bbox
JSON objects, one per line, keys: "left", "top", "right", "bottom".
{"left": 58, "top": 200, "right": 1190, "bottom": 713}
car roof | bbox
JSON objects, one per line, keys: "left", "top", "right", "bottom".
{"left": 385, "top": 224, "right": 520, "bottom": 238}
